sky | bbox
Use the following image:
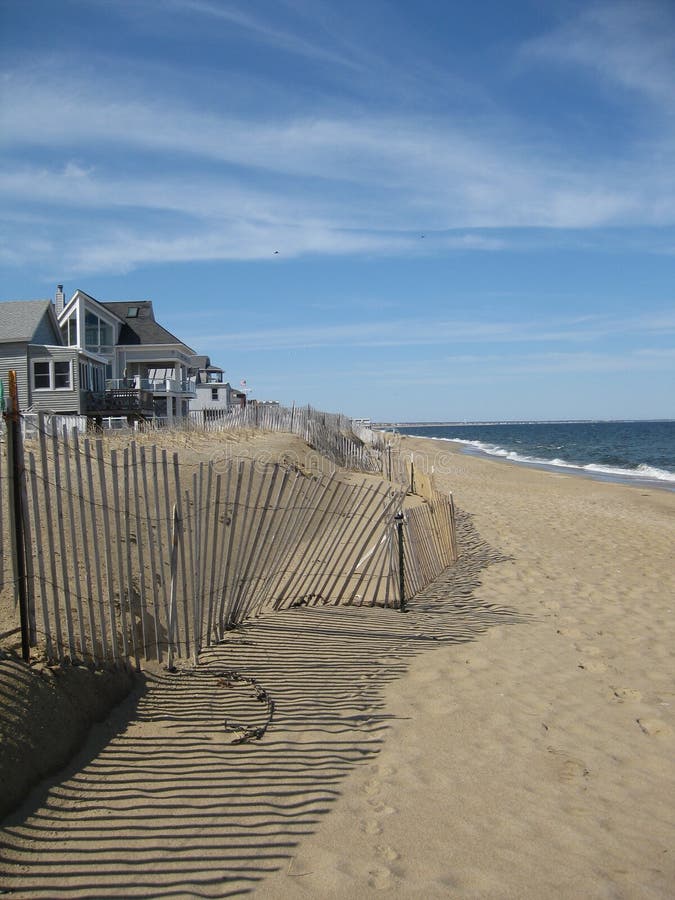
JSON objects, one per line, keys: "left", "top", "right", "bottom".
{"left": 1, "top": 0, "right": 674, "bottom": 422}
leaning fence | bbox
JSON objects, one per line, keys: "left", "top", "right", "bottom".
{"left": 1, "top": 411, "right": 457, "bottom": 668}
{"left": 18, "top": 404, "right": 400, "bottom": 481}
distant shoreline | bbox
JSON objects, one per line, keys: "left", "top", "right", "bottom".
{"left": 375, "top": 417, "right": 675, "bottom": 428}
{"left": 396, "top": 428, "right": 675, "bottom": 494}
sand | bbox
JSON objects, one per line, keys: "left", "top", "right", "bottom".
{"left": 1, "top": 434, "right": 674, "bottom": 898}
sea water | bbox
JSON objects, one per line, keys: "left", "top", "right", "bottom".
{"left": 395, "top": 420, "right": 675, "bottom": 491}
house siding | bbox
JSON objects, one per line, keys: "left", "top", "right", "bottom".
{"left": 191, "top": 383, "right": 232, "bottom": 412}
{"left": 27, "top": 345, "right": 82, "bottom": 414}
{"left": 0, "top": 343, "right": 30, "bottom": 409}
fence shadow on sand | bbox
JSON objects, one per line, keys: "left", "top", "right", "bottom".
{"left": 0, "top": 511, "right": 528, "bottom": 899}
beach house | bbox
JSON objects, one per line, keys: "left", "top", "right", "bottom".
{"left": 190, "top": 356, "right": 249, "bottom": 420}
{"left": 0, "top": 287, "right": 198, "bottom": 425}
{"left": 0, "top": 298, "right": 107, "bottom": 419}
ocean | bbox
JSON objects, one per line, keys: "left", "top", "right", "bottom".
{"left": 394, "top": 420, "right": 675, "bottom": 491}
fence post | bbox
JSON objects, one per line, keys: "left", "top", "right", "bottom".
{"left": 167, "top": 504, "right": 180, "bottom": 671}
{"left": 395, "top": 511, "right": 406, "bottom": 612}
{"left": 4, "top": 370, "right": 31, "bottom": 661}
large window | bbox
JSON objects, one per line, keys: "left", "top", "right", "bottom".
{"left": 80, "top": 361, "right": 105, "bottom": 392}
{"left": 32, "top": 359, "right": 72, "bottom": 391}
{"left": 61, "top": 313, "right": 77, "bottom": 346}
{"left": 84, "top": 311, "right": 114, "bottom": 354}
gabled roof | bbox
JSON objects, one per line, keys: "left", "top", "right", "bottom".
{"left": 102, "top": 300, "right": 195, "bottom": 352}
{"left": 0, "top": 300, "right": 61, "bottom": 344}
{"left": 65, "top": 290, "right": 125, "bottom": 325}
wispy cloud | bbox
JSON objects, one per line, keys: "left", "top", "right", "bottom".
{"left": 523, "top": 1, "right": 675, "bottom": 108}
{"left": 339, "top": 348, "right": 675, "bottom": 389}
{"left": 188, "top": 311, "right": 675, "bottom": 353}
{"left": 2, "top": 61, "right": 674, "bottom": 274}
{"left": 1, "top": 2, "right": 675, "bottom": 275}
{"left": 163, "top": 0, "right": 364, "bottom": 70}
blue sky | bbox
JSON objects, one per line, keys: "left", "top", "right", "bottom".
{"left": 1, "top": 0, "right": 674, "bottom": 421}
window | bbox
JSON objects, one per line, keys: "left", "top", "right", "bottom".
{"left": 211, "top": 387, "right": 219, "bottom": 401}
{"left": 80, "top": 361, "right": 106, "bottom": 392}
{"left": 33, "top": 361, "right": 51, "bottom": 389}
{"left": 61, "top": 314, "right": 77, "bottom": 346}
{"left": 127, "top": 306, "right": 139, "bottom": 318}
{"left": 32, "top": 359, "right": 71, "bottom": 390}
{"left": 54, "top": 361, "right": 71, "bottom": 388}
{"left": 84, "top": 310, "right": 114, "bottom": 354}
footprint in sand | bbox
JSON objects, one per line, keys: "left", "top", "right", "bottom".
{"left": 613, "top": 688, "right": 642, "bottom": 702}
{"left": 367, "top": 799, "right": 396, "bottom": 815}
{"left": 364, "top": 779, "right": 381, "bottom": 796}
{"left": 637, "top": 718, "right": 672, "bottom": 736}
{"left": 557, "top": 627, "right": 583, "bottom": 639}
{"left": 368, "top": 865, "right": 394, "bottom": 890}
{"left": 361, "top": 819, "right": 383, "bottom": 836}
{"left": 575, "top": 644, "right": 602, "bottom": 657}
{"left": 578, "top": 660, "right": 607, "bottom": 673}
{"left": 376, "top": 844, "right": 400, "bottom": 862}
{"left": 547, "top": 746, "right": 590, "bottom": 783}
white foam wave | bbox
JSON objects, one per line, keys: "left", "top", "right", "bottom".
{"left": 411, "top": 435, "right": 675, "bottom": 484}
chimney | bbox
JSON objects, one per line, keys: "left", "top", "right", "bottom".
{"left": 55, "top": 284, "right": 65, "bottom": 316}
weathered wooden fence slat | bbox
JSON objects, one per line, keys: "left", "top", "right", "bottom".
{"left": 72, "top": 430, "right": 98, "bottom": 663}
{"left": 96, "top": 439, "right": 118, "bottom": 661}
{"left": 130, "top": 442, "right": 149, "bottom": 660}
{"left": 38, "top": 417, "right": 64, "bottom": 655}
{"left": 109, "top": 450, "right": 129, "bottom": 660}
{"left": 27, "top": 450, "right": 52, "bottom": 659}
{"left": 61, "top": 428, "right": 86, "bottom": 656}
{"left": 122, "top": 447, "right": 140, "bottom": 670}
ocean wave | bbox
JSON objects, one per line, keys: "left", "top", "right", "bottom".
{"left": 410, "top": 435, "right": 675, "bottom": 484}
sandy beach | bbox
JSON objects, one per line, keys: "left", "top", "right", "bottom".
{"left": 2, "top": 433, "right": 674, "bottom": 898}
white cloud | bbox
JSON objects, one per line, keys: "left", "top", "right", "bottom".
{"left": 187, "top": 311, "right": 675, "bottom": 353}
{"left": 2, "top": 65, "right": 673, "bottom": 231}
{"left": 342, "top": 348, "right": 675, "bottom": 389}
{"left": 523, "top": 1, "right": 675, "bottom": 109}
{"left": 163, "top": 0, "right": 364, "bottom": 71}
{"left": 2, "top": 1, "right": 675, "bottom": 275}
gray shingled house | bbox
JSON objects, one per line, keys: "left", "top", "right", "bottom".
{"left": 1, "top": 287, "right": 199, "bottom": 424}
{"left": 0, "top": 298, "right": 106, "bottom": 416}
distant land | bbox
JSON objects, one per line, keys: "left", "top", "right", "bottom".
{"left": 372, "top": 418, "right": 675, "bottom": 428}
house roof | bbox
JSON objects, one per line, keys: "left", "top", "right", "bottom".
{"left": 0, "top": 300, "right": 60, "bottom": 344}
{"left": 102, "top": 301, "right": 196, "bottom": 352}
{"left": 66, "top": 290, "right": 125, "bottom": 325}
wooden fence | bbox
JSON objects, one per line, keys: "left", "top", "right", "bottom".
{"left": 1, "top": 412, "right": 457, "bottom": 667}
{"left": 19, "top": 405, "right": 391, "bottom": 480}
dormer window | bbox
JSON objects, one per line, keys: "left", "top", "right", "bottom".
{"left": 127, "top": 306, "right": 139, "bottom": 318}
